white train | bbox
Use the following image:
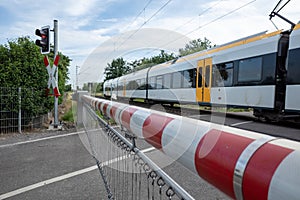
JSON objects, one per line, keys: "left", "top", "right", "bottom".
{"left": 104, "top": 23, "right": 300, "bottom": 121}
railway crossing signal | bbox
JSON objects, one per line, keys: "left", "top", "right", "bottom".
{"left": 35, "top": 26, "right": 50, "bottom": 54}
{"left": 44, "top": 55, "right": 60, "bottom": 97}
{"left": 35, "top": 20, "right": 60, "bottom": 128}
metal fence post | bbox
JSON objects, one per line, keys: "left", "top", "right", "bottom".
{"left": 18, "top": 87, "right": 22, "bottom": 134}
{"left": 74, "top": 91, "right": 88, "bottom": 128}
{"left": 54, "top": 19, "right": 59, "bottom": 128}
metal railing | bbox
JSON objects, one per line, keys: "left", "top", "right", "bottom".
{"left": 82, "top": 100, "right": 195, "bottom": 199}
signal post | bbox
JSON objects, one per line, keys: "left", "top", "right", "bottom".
{"left": 35, "top": 20, "right": 60, "bottom": 129}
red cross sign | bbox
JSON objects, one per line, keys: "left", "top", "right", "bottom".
{"left": 43, "top": 55, "right": 60, "bottom": 97}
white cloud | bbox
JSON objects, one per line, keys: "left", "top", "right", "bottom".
{"left": 1, "top": 0, "right": 300, "bottom": 87}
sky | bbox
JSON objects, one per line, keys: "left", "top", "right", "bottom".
{"left": 0, "top": 0, "right": 299, "bottom": 87}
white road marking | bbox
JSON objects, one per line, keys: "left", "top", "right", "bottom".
{"left": 0, "top": 146, "right": 155, "bottom": 199}
{"left": 230, "top": 121, "right": 253, "bottom": 127}
{"left": 0, "top": 131, "right": 85, "bottom": 148}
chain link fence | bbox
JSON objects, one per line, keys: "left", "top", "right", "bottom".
{"left": 0, "top": 87, "right": 51, "bottom": 134}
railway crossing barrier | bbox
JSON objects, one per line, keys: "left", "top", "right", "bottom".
{"left": 75, "top": 92, "right": 300, "bottom": 200}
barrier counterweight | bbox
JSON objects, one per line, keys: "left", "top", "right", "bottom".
{"left": 82, "top": 95, "right": 300, "bottom": 200}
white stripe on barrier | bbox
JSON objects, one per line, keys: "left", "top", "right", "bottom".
{"left": 268, "top": 150, "right": 300, "bottom": 200}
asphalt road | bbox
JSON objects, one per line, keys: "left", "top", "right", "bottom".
{"left": 0, "top": 130, "right": 228, "bottom": 200}
{"left": 0, "top": 131, "right": 105, "bottom": 199}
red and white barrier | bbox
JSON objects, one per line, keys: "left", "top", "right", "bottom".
{"left": 82, "top": 95, "right": 300, "bottom": 200}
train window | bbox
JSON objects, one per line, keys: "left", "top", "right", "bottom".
{"left": 182, "top": 70, "right": 192, "bottom": 88}
{"left": 191, "top": 69, "right": 197, "bottom": 88}
{"left": 139, "top": 78, "right": 146, "bottom": 90}
{"left": 136, "top": 79, "right": 141, "bottom": 88}
{"left": 127, "top": 80, "right": 139, "bottom": 90}
{"left": 287, "top": 49, "right": 300, "bottom": 84}
{"left": 213, "top": 63, "right": 233, "bottom": 87}
{"left": 238, "top": 57, "right": 262, "bottom": 82}
{"left": 172, "top": 72, "right": 182, "bottom": 88}
{"left": 156, "top": 76, "right": 163, "bottom": 89}
{"left": 163, "top": 73, "right": 172, "bottom": 89}
{"left": 205, "top": 66, "right": 210, "bottom": 87}
{"left": 119, "top": 82, "right": 124, "bottom": 91}
{"left": 112, "top": 84, "right": 115, "bottom": 91}
{"left": 149, "top": 77, "right": 156, "bottom": 89}
{"left": 198, "top": 68, "right": 203, "bottom": 87}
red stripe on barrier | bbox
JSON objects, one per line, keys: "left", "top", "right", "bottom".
{"left": 194, "top": 129, "right": 253, "bottom": 198}
{"left": 110, "top": 105, "right": 118, "bottom": 120}
{"left": 103, "top": 103, "right": 109, "bottom": 116}
{"left": 97, "top": 102, "right": 102, "bottom": 111}
{"left": 142, "top": 114, "right": 174, "bottom": 149}
{"left": 43, "top": 56, "right": 49, "bottom": 67}
{"left": 242, "top": 143, "right": 293, "bottom": 200}
{"left": 54, "top": 55, "right": 60, "bottom": 66}
{"left": 121, "top": 107, "right": 138, "bottom": 131}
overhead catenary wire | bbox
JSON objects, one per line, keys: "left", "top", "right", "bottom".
{"left": 142, "top": 0, "right": 257, "bottom": 59}
{"left": 115, "top": 0, "right": 154, "bottom": 44}
{"left": 78, "top": 0, "right": 172, "bottom": 83}
{"left": 159, "top": 0, "right": 257, "bottom": 51}
{"left": 86, "top": 0, "right": 173, "bottom": 83}
{"left": 79, "top": 0, "right": 257, "bottom": 85}
{"left": 116, "top": 0, "right": 173, "bottom": 51}
{"left": 126, "top": 0, "right": 153, "bottom": 31}
{"left": 173, "top": 0, "right": 225, "bottom": 32}
{"left": 78, "top": 0, "right": 154, "bottom": 82}
{"left": 141, "top": 0, "right": 226, "bottom": 58}
{"left": 119, "top": 0, "right": 227, "bottom": 61}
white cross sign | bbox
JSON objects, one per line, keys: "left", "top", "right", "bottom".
{"left": 43, "top": 55, "right": 60, "bottom": 97}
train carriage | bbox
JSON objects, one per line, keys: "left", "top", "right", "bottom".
{"left": 103, "top": 22, "right": 300, "bottom": 120}
{"left": 285, "top": 23, "right": 300, "bottom": 113}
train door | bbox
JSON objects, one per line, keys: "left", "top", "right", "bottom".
{"left": 196, "top": 58, "right": 212, "bottom": 103}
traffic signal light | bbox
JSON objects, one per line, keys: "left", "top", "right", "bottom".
{"left": 35, "top": 26, "right": 50, "bottom": 54}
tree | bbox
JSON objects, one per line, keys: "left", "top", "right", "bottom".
{"left": 104, "top": 58, "right": 130, "bottom": 81}
{"left": 179, "top": 37, "right": 215, "bottom": 56}
{"left": 128, "top": 50, "right": 176, "bottom": 72}
{"left": 0, "top": 36, "right": 70, "bottom": 117}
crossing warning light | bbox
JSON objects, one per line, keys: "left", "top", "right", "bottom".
{"left": 35, "top": 26, "right": 50, "bottom": 54}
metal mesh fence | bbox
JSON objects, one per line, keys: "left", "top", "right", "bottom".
{"left": 0, "top": 87, "right": 51, "bottom": 134}
{"left": 80, "top": 102, "right": 195, "bottom": 200}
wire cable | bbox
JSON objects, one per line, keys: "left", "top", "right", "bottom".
{"left": 159, "top": 0, "right": 257, "bottom": 49}
{"left": 117, "top": 0, "right": 173, "bottom": 51}
{"left": 173, "top": 0, "right": 225, "bottom": 32}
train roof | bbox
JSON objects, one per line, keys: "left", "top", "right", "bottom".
{"left": 148, "top": 28, "right": 283, "bottom": 72}
{"left": 174, "top": 29, "right": 282, "bottom": 64}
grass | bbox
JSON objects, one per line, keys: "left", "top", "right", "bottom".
{"left": 96, "top": 110, "right": 116, "bottom": 125}
{"left": 61, "top": 109, "right": 74, "bottom": 122}
{"left": 61, "top": 92, "right": 74, "bottom": 122}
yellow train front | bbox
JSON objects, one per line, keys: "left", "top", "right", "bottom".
{"left": 104, "top": 23, "right": 300, "bottom": 121}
